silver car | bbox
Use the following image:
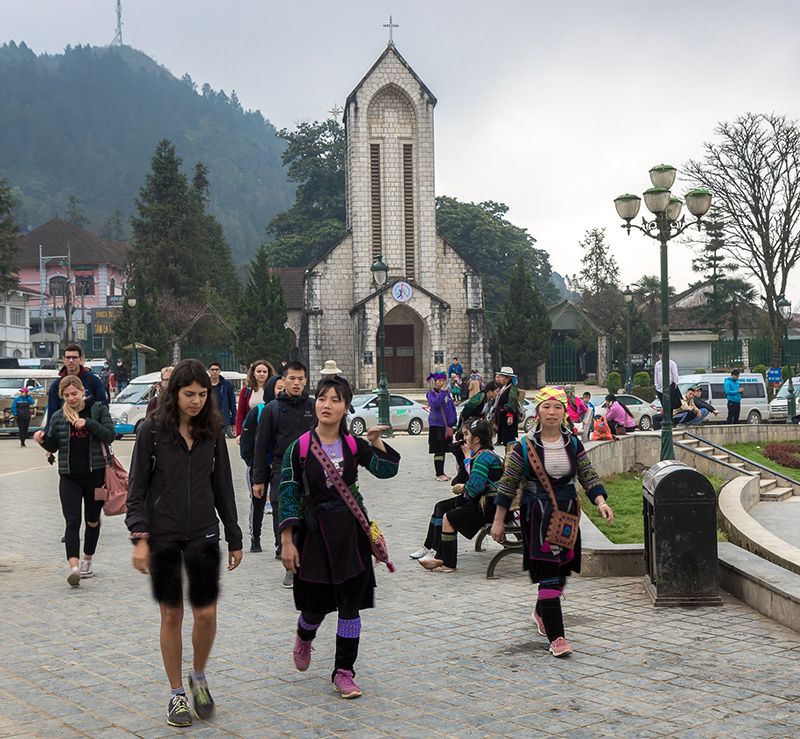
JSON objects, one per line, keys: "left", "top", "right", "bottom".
{"left": 768, "top": 377, "right": 800, "bottom": 422}
{"left": 348, "top": 393, "right": 428, "bottom": 436}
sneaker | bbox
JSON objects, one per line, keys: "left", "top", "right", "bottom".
{"left": 293, "top": 635, "right": 314, "bottom": 671}
{"left": 265, "top": 500, "right": 273, "bottom": 515}
{"left": 187, "top": 673, "right": 215, "bottom": 720}
{"left": 531, "top": 609, "right": 547, "bottom": 637}
{"left": 67, "top": 567, "right": 81, "bottom": 588}
{"left": 79, "top": 560, "right": 93, "bottom": 578}
{"left": 282, "top": 570, "right": 294, "bottom": 589}
{"left": 436, "top": 474, "right": 450, "bottom": 482}
{"left": 549, "top": 637, "right": 573, "bottom": 658}
{"left": 333, "top": 669, "right": 362, "bottom": 699}
{"left": 167, "top": 693, "right": 192, "bottom": 727}
{"left": 409, "top": 546, "right": 431, "bottom": 559}
{"left": 250, "top": 537, "right": 262, "bottom": 553}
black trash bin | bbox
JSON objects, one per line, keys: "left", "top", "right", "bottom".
{"left": 642, "top": 460, "right": 722, "bottom": 607}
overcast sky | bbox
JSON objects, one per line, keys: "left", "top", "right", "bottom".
{"left": 5, "top": 0, "right": 800, "bottom": 307}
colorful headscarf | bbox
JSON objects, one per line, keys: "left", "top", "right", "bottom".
{"left": 533, "top": 386, "right": 569, "bottom": 409}
{"left": 564, "top": 385, "right": 575, "bottom": 397}
{"left": 426, "top": 372, "right": 447, "bottom": 382}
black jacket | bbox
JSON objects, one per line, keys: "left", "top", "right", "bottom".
{"left": 694, "top": 397, "right": 716, "bottom": 414}
{"left": 252, "top": 391, "right": 316, "bottom": 485}
{"left": 125, "top": 417, "right": 243, "bottom": 550}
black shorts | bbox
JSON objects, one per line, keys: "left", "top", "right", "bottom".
{"left": 149, "top": 535, "right": 221, "bottom": 608}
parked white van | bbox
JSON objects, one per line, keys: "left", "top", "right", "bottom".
{"left": 677, "top": 373, "right": 771, "bottom": 424}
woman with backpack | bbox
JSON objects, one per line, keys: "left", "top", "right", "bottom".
{"left": 279, "top": 375, "right": 401, "bottom": 700}
{"left": 126, "top": 359, "right": 243, "bottom": 728}
{"left": 33, "top": 375, "right": 116, "bottom": 586}
{"left": 490, "top": 386, "right": 613, "bottom": 658}
{"left": 410, "top": 418, "right": 504, "bottom": 572}
{"left": 235, "top": 359, "right": 275, "bottom": 439}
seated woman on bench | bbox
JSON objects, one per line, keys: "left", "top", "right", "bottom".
{"left": 409, "top": 419, "right": 504, "bottom": 572}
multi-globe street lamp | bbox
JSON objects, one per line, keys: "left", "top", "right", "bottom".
{"left": 778, "top": 295, "right": 796, "bottom": 424}
{"left": 615, "top": 165, "right": 712, "bottom": 461}
{"left": 371, "top": 257, "right": 392, "bottom": 438}
{"left": 623, "top": 286, "right": 633, "bottom": 393}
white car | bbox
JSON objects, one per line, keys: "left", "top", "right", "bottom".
{"left": 590, "top": 394, "right": 659, "bottom": 431}
{"left": 768, "top": 377, "right": 800, "bottom": 422}
{"left": 348, "top": 393, "right": 429, "bottom": 436}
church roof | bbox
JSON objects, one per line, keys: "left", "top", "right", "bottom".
{"left": 269, "top": 267, "right": 305, "bottom": 310}
{"left": 15, "top": 217, "right": 127, "bottom": 267}
{"left": 345, "top": 43, "right": 437, "bottom": 114}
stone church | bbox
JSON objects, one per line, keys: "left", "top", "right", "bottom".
{"left": 289, "top": 42, "right": 490, "bottom": 390}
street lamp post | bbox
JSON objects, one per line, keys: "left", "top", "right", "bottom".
{"left": 371, "top": 257, "right": 392, "bottom": 438}
{"left": 615, "top": 165, "right": 712, "bottom": 460}
{"left": 127, "top": 296, "right": 138, "bottom": 380}
{"left": 623, "top": 286, "right": 633, "bottom": 393}
{"left": 778, "top": 296, "right": 796, "bottom": 423}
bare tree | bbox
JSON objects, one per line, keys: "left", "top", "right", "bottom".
{"left": 685, "top": 113, "right": 800, "bottom": 362}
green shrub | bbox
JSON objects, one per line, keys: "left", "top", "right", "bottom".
{"left": 783, "top": 365, "right": 791, "bottom": 381}
{"left": 584, "top": 380, "right": 598, "bottom": 385}
{"left": 631, "top": 386, "right": 657, "bottom": 403}
{"left": 694, "top": 368, "right": 706, "bottom": 374}
{"left": 606, "top": 371, "right": 622, "bottom": 394}
{"left": 633, "top": 371, "right": 650, "bottom": 387}
{"left": 753, "top": 364, "right": 767, "bottom": 381}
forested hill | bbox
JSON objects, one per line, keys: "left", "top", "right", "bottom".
{"left": 0, "top": 41, "right": 294, "bottom": 262}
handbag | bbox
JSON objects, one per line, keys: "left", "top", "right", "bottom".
{"left": 307, "top": 435, "right": 395, "bottom": 572}
{"left": 94, "top": 442, "right": 129, "bottom": 516}
{"left": 435, "top": 396, "right": 454, "bottom": 440}
{"left": 525, "top": 441, "right": 580, "bottom": 550}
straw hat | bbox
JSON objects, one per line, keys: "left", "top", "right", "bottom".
{"left": 498, "top": 366, "right": 516, "bottom": 377}
{"left": 320, "top": 360, "right": 343, "bottom": 376}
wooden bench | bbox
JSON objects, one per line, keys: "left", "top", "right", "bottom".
{"left": 474, "top": 511, "right": 523, "bottom": 579}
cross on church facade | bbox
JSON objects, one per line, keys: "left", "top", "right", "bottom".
{"left": 383, "top": 15, "right": 398, "bottom": 44}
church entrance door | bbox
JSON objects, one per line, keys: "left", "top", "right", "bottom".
{"left": 379, "top": 324, "right": 415, "bottom": 384}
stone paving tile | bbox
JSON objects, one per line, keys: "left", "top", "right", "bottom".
{"left": 5, "top": 435, "right": 800, "bottom": 737}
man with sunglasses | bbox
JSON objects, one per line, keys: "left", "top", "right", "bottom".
{"left": 44, "top": 344, "right": 109, "bottom": 432}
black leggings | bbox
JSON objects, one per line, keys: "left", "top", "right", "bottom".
{"left": 59, "top": 473, "right": 105, "bottom": 561}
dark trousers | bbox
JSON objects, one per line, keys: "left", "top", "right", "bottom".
{"left": 726, "top": 401, "right": 741, "bottom": 424}
{"left": 59, "top": 473, "right": 105, "bottom": 561}
{"left": 16, "top": 416, "right": 30, "bottom": 444}
{"left": 269, "top": 467, "right": 282, "bottom": 555}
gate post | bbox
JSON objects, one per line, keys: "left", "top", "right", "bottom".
{"left": 597, "top": 334, "right": 610, "bottom": 385}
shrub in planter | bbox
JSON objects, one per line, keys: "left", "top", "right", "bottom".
{"left": 694, "top": 368, "right": 706, "bottom": 374}
{"left": 633, "top": 371, "right": 650, "bottom": 387}
{"left": 606, "top": 372, "right": 622, "bottom": 394}
{"left": 753, "top": 364, "right": 767, "bottom": 381}
{"left": 631, "top": 386, "right": 657, "bottom": 403}
{"left": 764, "top": 442, "right": 800, "bottom": 471}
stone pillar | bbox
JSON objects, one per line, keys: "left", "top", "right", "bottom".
{"left": 536, "top": 363, "right": 547, "bottom": 389}
{"left": 171, "top": 341, "right": 181, "bottom": 365}
{"left": 598, "top": 334, "right": 610, "bottom": 386}
{"left": 741, "top": 337, "right": 750, "bottom": 372}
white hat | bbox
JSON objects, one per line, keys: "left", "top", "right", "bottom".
{"left": 320, "top": 360, "right": 343, "bottom": 376}
{"left": 498, "top": 366, "right": 516, "bottom": 377}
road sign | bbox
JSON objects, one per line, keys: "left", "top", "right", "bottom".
{"left": 768, "top": 367, "right": 782, "bottom": 383}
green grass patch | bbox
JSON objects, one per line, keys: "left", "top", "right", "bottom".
{"left": 580, "top": 471, "right": 728, "bottom": 544}
{"left": 727, "top": 442, "right": 800, "bottom": 482}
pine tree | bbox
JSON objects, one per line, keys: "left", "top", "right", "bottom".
{"left": 65, "top": 194, "right": 89, "bottom": 228}
{"left": 497, "top": 253, "right": 552, "bottom": 387}
{"left": 100, "top": 209, "right": 125, "bottom": 241}
{"left": 111, "top": 271, "right": 169, "bottom": 370}
{"left": 236, "top": 244, "right": 294, "bottom": 365}
{"left": 0, "top": 179, "right": 20, "bottom": 292}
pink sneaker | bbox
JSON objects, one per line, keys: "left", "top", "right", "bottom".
{"left": 333, "top": 669, "right": 362, "bottom": 698}
{"left": 292, "top": 635, "right": 314, "bottom": 671}
{"left": 549, "top": 637, "right": 573, "bottom": 658}
{"left": 531, "top": 609, "right": 547, "bottom": 637}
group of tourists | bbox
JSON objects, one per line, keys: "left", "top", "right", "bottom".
{"left": 26, "top": 346, "right": 616, "bottom": 726}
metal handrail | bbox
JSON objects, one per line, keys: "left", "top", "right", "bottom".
{"left": 683, "top": 431, "right": 800, "bottom": 489}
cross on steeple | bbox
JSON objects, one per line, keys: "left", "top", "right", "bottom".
{"left": 383, "top": 14, "right": 398, "bottom": 45}
{"left": 200, "top": 280, "right": 216, "bottom": 306}
{"left": 329, "top": 104, "right": 342, "bottom": 122}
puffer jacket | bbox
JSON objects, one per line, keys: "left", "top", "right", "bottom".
{"left": 39, "top": 398, "right": 116, "bottom": 475}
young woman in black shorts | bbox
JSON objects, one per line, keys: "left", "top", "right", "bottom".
{"left": 126, "top": 359, "right": 243, "bottom": 728}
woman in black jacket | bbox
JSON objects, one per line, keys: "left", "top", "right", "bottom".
{"left": 33, "top": 375, "right": 115, "bottom": 586}
{"left": 126, "top": 359, "right": 242, "bottom": 728}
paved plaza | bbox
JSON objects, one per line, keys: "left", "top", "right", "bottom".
{"left": 3, "top": 433, "right": 800, "bottom": 738}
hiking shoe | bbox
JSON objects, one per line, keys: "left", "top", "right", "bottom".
{"left": 409, "top": 546, "right": 431, "bottom": 559}
{"left": 532, "top": 609, "right": 547, "bottom": 637}
{"left": 293, "top": 635, "right": 314, "bottom": 671}
{"left": 265, "top": 500, "right": 273, "bottom": 515}
{"left": 549, "top": 637, "right": 573, "bottom": 658}
{"left": 188, "top": 673, "right": 215, "bottom": 720}
{"left": 79, "top": 560, "right": 93, "bottom": 578}
{"left": 333, "top": 669, "right": 362, "bottom": 699}
{"left": 282, "top": 570, "right": 294, "bottom": 589}
{"left": 67, "top": 567, "right": 81, "bottom": 588}
{"left": 250, "top": 537, "right": 262, "bottom": 553}
{"left": 167, "top": 693, "right": 192, "bottom": 727}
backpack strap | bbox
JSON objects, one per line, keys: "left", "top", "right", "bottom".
{"left": 344, "top": 433, "right": 358, "bottom": 457}
{"left": 298, "top": 430, "right": 312, "bottom": 464}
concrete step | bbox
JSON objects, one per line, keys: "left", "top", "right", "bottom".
{"left": 694, "top": 445, "right": 714, "bottom": 454}
{"left": 759, "top": 478, "right": 777, "bottom": 492}
{"left": 729, "top": 462, "right": 746, "bottom": 469}
{"left": 761, "top": 486, "right": 794, "bottom": 502}
{"left": 713, "top": 453, "right": 730, "bottom": 462}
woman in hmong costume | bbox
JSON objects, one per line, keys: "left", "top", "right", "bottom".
{"left": 490, "top": 386, "right": 613, "bottom": 657}
{"left": 279, "top": 375, "right": 400, "bottom": 699}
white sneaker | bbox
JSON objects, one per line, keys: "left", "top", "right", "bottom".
{"left": 67, "top": 567, "right": 81, "bottom": 587}
{"left": 265, "top": 500, "right": 273, "bottom": 515}
{"left": 409, "top": 546, "right": 430, "bottom": 559}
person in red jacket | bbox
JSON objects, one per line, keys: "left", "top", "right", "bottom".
{"left": 235, "top": 360, "right": 275, "bottom": 438}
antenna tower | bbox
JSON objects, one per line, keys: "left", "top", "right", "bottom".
{"left": 111, "top": 0, "right": 123, "bottom": 46}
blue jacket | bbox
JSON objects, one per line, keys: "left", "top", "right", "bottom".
{"left": 11, "top": 394, "right": 36, "bottom": 418}
{"left": 724, "top": 376, "right": 742, "bottom": 403}
{"left": 45, "top": 365, "right": 108, "bottom": 432}
{"left": 211, "top": 375, "right": 237, "bottom": 427}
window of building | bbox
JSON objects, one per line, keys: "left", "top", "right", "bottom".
{"left": 76, "top": 279, "right": 95, "bottom": 296}
{"left": 0, "top": 306, "right": 6, "bottom": 324}
{"left": 10, "top": 308, "right": 25, "bottom": 326}
{"left": 49, "top": 276, "right": 68, "bottom": 296}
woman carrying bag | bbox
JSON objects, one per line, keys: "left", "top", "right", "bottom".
{"left": 33, "top": 375, "right": 116, "bottom": 586}
{"left": 426, "top": 371, "right": 457, "bottom": 481}
{"left": 490, "top": 386, "right": 613, "bottom": 658}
